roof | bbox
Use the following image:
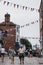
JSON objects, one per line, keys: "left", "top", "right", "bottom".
{"left": 0, "top": 21, "right": 16, "bottom": 26}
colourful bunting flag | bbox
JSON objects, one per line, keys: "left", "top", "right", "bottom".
{"left": 31, "top": 8, "right": 34, "bottom": 11}
{"left": 23, "top": 37, "right": 39, "bottom": 39}
{"left": 31, "top": 22, "right": 34, "bottom": 24}
{"left": 14, "top": 4, "right": 16, "bottom": 8}
{"left": 23, "top": 6, "right": 25, "bottom": 9}
{"left": 20, "top": 20, "right": 38, "bottom": 28}
{"left": 30, "top": 8, "right": 32, "bottom": 11}
{"left": 4, "top": 1, "right": 6, "bottom": 4}
{"left": 36, "top": 9, "right": 39, "bottom": 12}
{"left": 1, "top": 0, "right": 39, "bottom": 12}
{"left": 17, "top": 4, "right": 19, "bottom": 8}
{"left": 25, "top": 6, "right": 27, "bottom": 10}
{"left": 37, "top": 20, "right": 38, "bottom": 22}
{"left": 7, "top": 2, "right": 9, "bottom": 5}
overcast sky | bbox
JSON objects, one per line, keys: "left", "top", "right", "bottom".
{"left": 0, "top": 0, "right": 41, "bottom": 47}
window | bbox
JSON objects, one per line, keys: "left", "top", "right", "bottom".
{"left": 17, "top": 26, "right": 20, "bottom": 33}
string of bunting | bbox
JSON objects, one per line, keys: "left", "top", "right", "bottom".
{"left": 20, "top": 20, "right": 38, "bottom": 28}
{"left": 0, "top": 0, "right": 39, "bottom": 12}
{"left": 21, "top": 36, "right": 40, "bottom": 39}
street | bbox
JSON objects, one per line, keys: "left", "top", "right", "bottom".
{"left": 0, "top": 56, "right": 43, "bottom": 65}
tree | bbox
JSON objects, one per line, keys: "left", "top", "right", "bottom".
{"left": 20, "top": 38, "right": 32, "bottom": 50}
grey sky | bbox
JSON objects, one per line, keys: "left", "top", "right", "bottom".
{"left": 0, "top": 0, "right": 41, "bottom": 47}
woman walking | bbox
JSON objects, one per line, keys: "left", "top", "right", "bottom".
{"left": 18, "top": 45, "right": 25, "bottom": 64}
{"left": 8, "top": 46, "right": 15, "bottom": 64}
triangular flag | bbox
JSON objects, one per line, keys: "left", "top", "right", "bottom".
{"left": 17, "top": 4, "right": 19, "bottom": 8}
{"left": 25, "top": 6, "right": 27, "bottom": 10}
{"left": 4, "top": 1, "right": 6, "bottom": 4}
{"left": 37, "top": 20, "right": 38, "bottom": 22}
{"left": 30, "top": 8, "right": 31, "bottom": 11}
{"left": 23, "top": 6, "right": 25, "bottom": 9}
{"left": 7, "top": 2, "right": 9, "bottom": 5}
{"left": 26, "top": 24, "right": 29, "bottom": 26}
{"left": 31, "top": 22, "right": 34, "bottom": 24}
{"left": 36, "top": 37, "right": 38, "bottom": 39}
{"left": 14, "top": 4, "right": 16, "bottom": 8}
{"left": 31, "top": 8, "right": 34, "bottom": 11}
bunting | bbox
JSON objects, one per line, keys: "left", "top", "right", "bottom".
{"left": 31, "top": 8, "right": 34, "bottom": 11}
{"left": 7, "top": 2, "right": 9, "bottom": 6}
{"left": 3, "top": 1, "right": 6, "bottom": 4}
{"left": 22, "top": 6, "right": 25, "bottom": 9}
{"left": 20, "top": 20, "right": 38, "bottom": 28}
{"left": 0, "top": 0, "right": 39, "bottom": 12}
{"left": 21, "top": 37, "right": 40, "bottom": 39}
{"left": 14, "top": 4, "right": 16, "bottom": 8}
{"left": 25, "top": 6, "right": 27, "bottom": 10}
{"left": 17, "top": 4, "right": 19, "bottom": 8}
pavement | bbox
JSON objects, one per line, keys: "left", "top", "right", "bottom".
{"left": 0, "top": 56, "right": 43, "bottom": 65}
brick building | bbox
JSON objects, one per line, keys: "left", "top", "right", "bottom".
{"left": 0, "top": 13, "right": 20, "bottom": 51}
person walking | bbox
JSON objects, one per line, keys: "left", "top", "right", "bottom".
{"left": 18, "top": 45, "right": 25, "bottom": 64}
{"left": 1, "top": 46, "right": 5, "bottom": 62}
{"left": 8, "top": 46, "right": 15, "bottom": 64}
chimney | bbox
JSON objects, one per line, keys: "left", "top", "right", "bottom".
{"left": 5, "top": 13, "right": 10, "bottom": 23}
